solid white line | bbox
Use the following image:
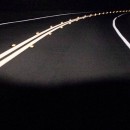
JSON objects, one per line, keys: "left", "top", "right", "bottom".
{"left": 0, "top": 12, "right": 89, "bottom": 26}
{"left": 1, "top": 10, "right": 130, "bottom": 67}
{"left": 113, "top": 13, "right": 130, "bottom": 49}
{"left": 0, "top": 18, "right": 80, "bottom": 67}
{"left": 0, "top": 22, "right": 65, "bottom": 59}
{"left": 0, "top": 15, "right": 89, "bottom": 60}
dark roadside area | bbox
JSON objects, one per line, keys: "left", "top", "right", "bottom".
{"left": 0, "top": 77, "right": 130, "bottom": 129}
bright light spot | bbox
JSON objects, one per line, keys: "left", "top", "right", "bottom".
{"left": 50, "top": 26, "right": 53, "bottom": 29}
{"left": 36, "top": 32, "right": 40, "bottom": 35}
{"left": 12, "top": 44, "right": 16, "bottom": 47}
{"left": 30, "top": 45, "right": 34, "bottom": 48}
{"left": 69, "top": 19, "right": 72, "bottom": 24}
{"left": 49, "top": 32, "right": 52, "bottom": 35}
{"left": 76, "top": 18, "right": 79, "bottom": 21}
{"left": 83, "top": 15, "right": 87, "bottom": 19}
{"left": 76, "top": 17, "right": 80, "bottom": 20}
{"left": 89, "top": 14, "right": 92, "bottom": 17}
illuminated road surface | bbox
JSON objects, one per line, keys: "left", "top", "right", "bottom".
{"left": 0, "top": 16, "right": 87, "bottom": 67}
{"left": 0, "top": 10, "right": 130, "bottom": 85}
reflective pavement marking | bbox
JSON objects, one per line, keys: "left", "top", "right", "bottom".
{"left": 0, "top": 10, "right": 130, "bottom": 67}
{"left": 113, "top": 14, "right": 130, "bottom": 49}
{"left": 0, "top": 22, "right": 66, "bottom": 59}
{"left": 0, "top": 12, "right": 90, "bottom": 26}
{"left": 0, "top": 18, "right": 79, "bottom": 67}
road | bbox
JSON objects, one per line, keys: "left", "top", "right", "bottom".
{"left": 0, "top": 11, "right": 130, "bottom": 86}
{"left": 0, "top": 11, "right": 130, "bottom": 129}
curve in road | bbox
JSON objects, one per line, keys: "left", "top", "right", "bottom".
{"left": 113, "top": 13, "right": 130, "bottom": 49}
{"left": 0, "top": 10, "right": 130, "bottom": 68}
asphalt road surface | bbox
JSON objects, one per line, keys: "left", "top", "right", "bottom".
{"left": 0, "top": 11, "right": 130, "bottom": 129}
{"left": 0, "top": 12, "right": 130, "bottom": 86}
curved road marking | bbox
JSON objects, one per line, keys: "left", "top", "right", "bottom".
{"left": 113, "top": 14, "right": 130, "bottom": 49}
{"left": 0, "top": 10, "right": 130, "bottom": 67}
{"left": 0, "top": 15, "right": 88, "bottom": 60}
{"left": 0, "top": 22, "right": 66, "bottom": 59}
{"left": 0, "top": 12, "right": 90, "bottom": 26}
{"left": 0, "top": 16, "right": 87, "bottom": 67}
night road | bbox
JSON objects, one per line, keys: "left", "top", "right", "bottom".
{"left": 0, "top": 11, "right": 130, "bottom": 86}
{"left": 0, "top": 10, "right": 130, "bottom": 129}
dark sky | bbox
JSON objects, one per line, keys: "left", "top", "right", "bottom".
{"left": 0, "top": 0, "right": 130, "bottom": 11}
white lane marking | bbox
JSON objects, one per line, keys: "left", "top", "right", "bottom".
{"left": 0, "top": 22, "right": 65, "bottom": 59}
{"left": 0, "top": 15, "right": 90, "bottom": 60}
{"left": 0, "top": 10, "right": 130, "bottom": 67}
{"left": 0, "top": 12, "right": 89, "bottom": 26}
{"left": 113, "top": 14, "right": 130, "bottom": 49}
{"left": 0, "top": 17, "right": 83, "bottom": 67}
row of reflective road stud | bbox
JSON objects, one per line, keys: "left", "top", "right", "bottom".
{"left": 11, "top": 9, "right": 130, "bottom": 48}
{"left": 0, "top": 10, "right": 130, "bottom": 67}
